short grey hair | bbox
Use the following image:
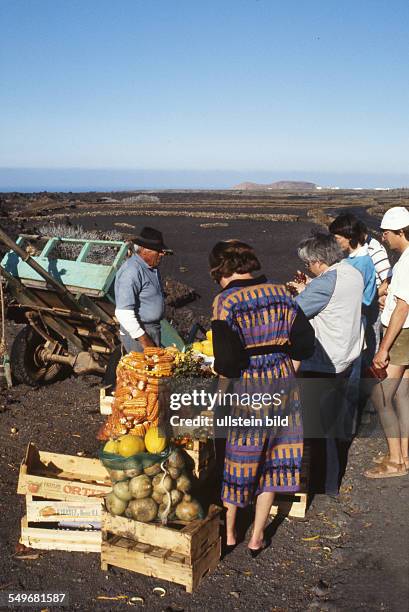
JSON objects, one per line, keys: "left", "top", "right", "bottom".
{"left": 297, "top": 233, "right": 343, "bottom": 266}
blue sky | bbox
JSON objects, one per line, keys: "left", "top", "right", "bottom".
{"left": 1, "top": 0, "right": 409, "bottom": 189}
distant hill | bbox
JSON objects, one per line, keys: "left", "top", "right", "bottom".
{"left": 232, "top": 180, "right": 318, "bottom": 191}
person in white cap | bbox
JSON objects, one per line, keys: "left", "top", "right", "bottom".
{"left": 365, "top": 206, "right": 409, "bottom": 478}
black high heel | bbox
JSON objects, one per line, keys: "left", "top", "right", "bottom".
{"left": 247, "top": 542, "right": 266, "bottom": 558}
{"left": 224, "top": 543, "right": 237, "bottom": 554}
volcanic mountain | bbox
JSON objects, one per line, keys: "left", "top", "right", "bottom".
{"left": 232, "top": 180, "right": 318, "bottom": 190}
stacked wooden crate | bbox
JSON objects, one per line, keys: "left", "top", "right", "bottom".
{"left": 17, "top": 443, "right": 111, "bottom": 552}
{"left": 270, "top": 443, "right": 311, "bottom": 519}
{"left": 101, "top": 505, "right": 221, "bottom": 592}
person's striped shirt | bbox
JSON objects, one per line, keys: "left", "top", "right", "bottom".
{"left": 366, "top": 235, "right": 392, "bottom": 287}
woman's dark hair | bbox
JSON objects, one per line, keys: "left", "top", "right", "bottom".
{"left": 328, "top": 213, "right": 366, "bottom": 249}
{"left": 209, "top": 240, "right": 261, "bottom": 282}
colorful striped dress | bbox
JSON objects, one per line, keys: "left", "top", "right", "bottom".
{"left": 211, "top": 275, "right": 314, "bottom": 507}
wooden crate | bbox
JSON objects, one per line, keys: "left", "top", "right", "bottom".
{"left": 100, "top": 386, "right": 114, "bottom": 415}
{"left": 17, "top": 443, "right": 111, "bottom": 502}
{"left": 101, "top": 505, "right": 221, "bottom": 593}
{"left": 184, "top": 439, "right": 216, "bottom": 481}
{"left": 270, "top": 444, "right": 310, "bottom": 519}
{"left": 20, "top": 515, "right": 101, "bottom": 553}
{"left": 25, "top": 494, "right": 103, "bottom": 524}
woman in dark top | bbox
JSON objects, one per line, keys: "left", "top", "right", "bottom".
{"left": 210, "top": 240, "right": 314, "bottom": 556}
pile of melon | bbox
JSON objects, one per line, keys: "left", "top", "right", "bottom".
{"left": 104, "top": 441, "right": 204, "bottom": 524}
{"left": 104, "top": 426, "right": 167, "bottom": 458}
{"left": 192, "top": 330, "right": 214, "bottom": 357}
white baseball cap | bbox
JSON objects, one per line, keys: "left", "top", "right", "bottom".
{"left": 380, "top": 206, "right": 409, "bottom": 230}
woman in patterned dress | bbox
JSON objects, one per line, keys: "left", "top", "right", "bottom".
{"left": 210, "top": 240, "right": 314, "bottom": 555}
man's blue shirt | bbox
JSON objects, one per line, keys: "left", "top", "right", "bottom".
{"left": 114, "top": 254, "right": 164, "bottom": 323}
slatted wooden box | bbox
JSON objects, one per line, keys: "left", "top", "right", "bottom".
{"left": 100, "top": 386, "right": 115, "bottom": 415}
{"left": 19, "top": 493, "right": 104, "bottom": 553}
{"left": 17, "top": 443, "right": 111, "bottom": 553}
{"left": 17, "top": 443, "right": 111, "bottom": 501}
{"left": 20, "top": 515, "right": 101, "bottom": 553}
{"left": 101, "top": 505, "right": 221, "bottom": 593}
{"left": 270, "top": 444, "right": 310, "bottom": 519}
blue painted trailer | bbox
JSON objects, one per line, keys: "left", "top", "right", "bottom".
{"left": 1, "top": 236, "right": 129, "bottom": 301}
{"left": 0, "top": 232, "right": 185, "bottom": 385}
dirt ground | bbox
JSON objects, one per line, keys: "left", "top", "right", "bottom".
{"left": 0, "top": 191, "right": 408, "bottom": 611}
{"left": 1, "top": 369, "right": 408, "bottom": 612}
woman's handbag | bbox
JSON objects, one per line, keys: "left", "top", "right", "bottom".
{"left": 363, "top": 364, "right": 387, "bottom": 381}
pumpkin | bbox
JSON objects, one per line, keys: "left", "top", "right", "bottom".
{"left": 176, "top": 472, "right": 191, "bottom": 493}
{"left": 144, "top": 462, "right": 162, "bottom": 477}
{"left": 129, "top": 474, "right": 152, "bottom": 499}
{"left": 157, "top": 502, "right": 171, "bottom": 521}
{"left": 167, "top": 449, "right": 185, "bottom": 470}
{"left": 175, "top": 494, "right": 204, "bottom": 522}
{"left": 106, "top": 492, "right": 127, "bottom": 516}
{"left": 108, "top": 469, "right": 126, "bottom": 482}
{"left": 168, "top": 466, "right": 182, "bottom": 480}
{"left": 124, "top": 465, "right": 143, "bottom": 478}
{"left": 152, "top": 489, "right": 164, "bottom": 504}
{"left": 170, "top": 489, "right": 183, "bottom": 506}
{"left": 127, "top": 498, "right": 158, "bottom": 522}
{"left": 152, "top": 473, "right": 173, "bottom": 493}
{"left": 113, "top": 480, "right": 133, "bottom": 502}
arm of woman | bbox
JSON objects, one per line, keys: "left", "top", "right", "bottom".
{"left": 295, "top": 269, "right": 337, "bottom": 318}
{"left": 287, "top": 307, "right": 315, "bottom": 361}
{"left": 211, "top": 319, "right": 249, "bottom": 378}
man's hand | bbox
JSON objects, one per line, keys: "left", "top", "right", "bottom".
{"left": 373, "top": 348, "right": 389, "bottom": 369}
{"left": 378, "top": 278, "right": 390, "bottom": 298}
{"left": 378, "top": 294, "right": 386, "bottom": 311}
{"left": 137, "top": 333, "right": 156, "bottom": 348}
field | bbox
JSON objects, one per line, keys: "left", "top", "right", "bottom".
{"left": 0, "top": 189, "right": 408, "bottom": 611}
{"left": 3, "top": 188, "right": 409, "bottom": 313}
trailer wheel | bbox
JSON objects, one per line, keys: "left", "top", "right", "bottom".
{"left": 10, "top": 326, "right": 68, "bottom": 386}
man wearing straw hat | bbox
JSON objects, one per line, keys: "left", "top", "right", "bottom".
{"left": 114, "top": 227, "right": 173, "bottom": 353}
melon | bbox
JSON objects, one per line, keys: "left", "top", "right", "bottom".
{"left": 201, "top": 340, "right": 213, "bottom": 357}
{"left": 144, "top": 427, "right": 167, "bottom": 454}
{"left": 104, "top": 439, "right": 119, "bottom": 454}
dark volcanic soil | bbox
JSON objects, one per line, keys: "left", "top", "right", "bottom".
{"left": 76, "top": 214, "right": 321, "bottom": 313}
{"left": 1, "top": 369, "right": 408, "bottom": 612}
{"left": 0, "top": 191, "right": 408, "bottom": 611}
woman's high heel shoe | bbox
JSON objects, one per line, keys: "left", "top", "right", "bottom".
{"left": 247, "top": 542, "right": 266, "bottom": 558}
{"left": 224, "top": 543, "right": 237, "bottom": 554}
